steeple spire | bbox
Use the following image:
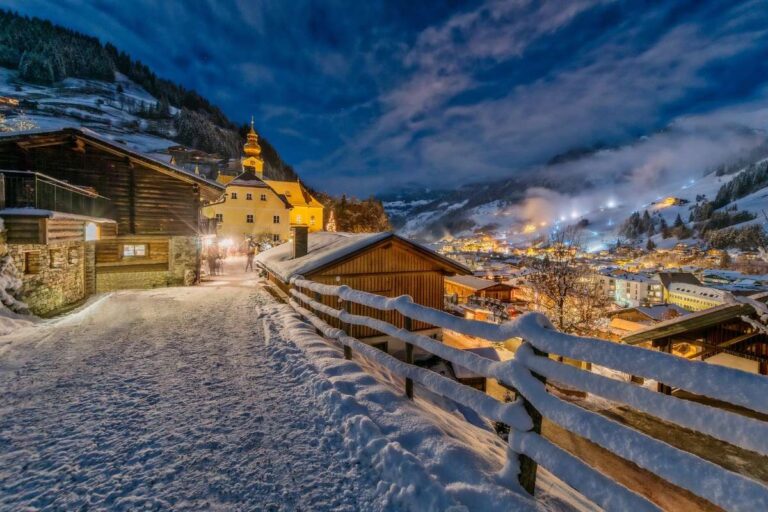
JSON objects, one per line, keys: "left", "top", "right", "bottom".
{"left": 242, "top": 114, "right": 264, "bottom": 177}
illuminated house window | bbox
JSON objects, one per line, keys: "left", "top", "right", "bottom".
{"left": 296, "top": 215, "right": 302, "bottom": 224}
{"left": 246, "top": 214, "right": 254, "bottom": 223}
{"left": 123, "top": 244, "right": 147, "bottom": 258}
{"left": 246, "top": 193, "right": 253, "bottom": 200}
{"left": 273, "top": 215, "right": 280, "bottom": 224}
{"left": 231, "top": 192, "right": 238, "bottom": 199}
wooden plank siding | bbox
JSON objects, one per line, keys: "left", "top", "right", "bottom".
{"left": 46, "top": 218, "right": 85, "bottom": 243}
{"left": 95, "top": 236, "right": 170, "bottom": 269}
{"left": 3, "top": 216, "right": 44, "bottom": 243}
{"left": 0, "top": 140, "right": 202, "bottom": 237}
{"left": 304, "top": 239, "right": 452, "bottom": 339}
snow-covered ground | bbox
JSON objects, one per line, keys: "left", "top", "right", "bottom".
{"left": 0, "top": 262, "right": 588, "bottom": 511}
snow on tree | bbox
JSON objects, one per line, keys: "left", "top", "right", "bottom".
{"left": 0, "top": 249, "right": 28, "bottom": 314}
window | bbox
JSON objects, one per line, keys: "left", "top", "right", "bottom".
{"left": 273, "top": 234, "right": 280, "bottom": 242}
{"left": 24, "top": 251, "right": 41, "bottom": 275}
{"left": 231, "top": 192, "right": 238, "bottom": 199}
{"left": 260, "top": 194, "right": 267, "bottom": 201}
{"left": 296, "top": 214, "right": 302, "bottom": 224}
{"left": 310, "top": 215, "right": 316, "bottom": 226}
{"left": 215, "top": 213, "right": 223, "bottom": 223}
{"left": 273, "top": 215, "right": 280, "bottom": 224}
{"left": 246, "top": 214, "right": 254, "bottom": 223}
{"left": 246, "top": 193, "right": 253, "bottom": 200}
{"left": 123, "top": 244, "right": 147, "bottom": 258}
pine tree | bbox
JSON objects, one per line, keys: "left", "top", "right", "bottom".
{"left": 646, "top": 238, "right": 656, "bottom": 251}
{"left": 673, "top": 214, "right": 684, "bottom": 228}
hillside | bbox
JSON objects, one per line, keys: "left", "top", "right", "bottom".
{"left": 385, "top": 137, "right": 768, "bottom": 251}
{"left": 0, "top": 9, "right": 297, "bottom": 182}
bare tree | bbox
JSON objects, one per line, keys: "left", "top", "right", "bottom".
{"left": 527, "top": 226, "right": 611, "bottom": 335}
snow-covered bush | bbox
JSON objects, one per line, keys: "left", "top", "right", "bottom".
{"left": 0, "top": 251, "right": 28, "bottom": 314}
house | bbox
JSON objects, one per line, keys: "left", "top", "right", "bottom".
{"left": 623, "top": 292, "right": 768, "bottom": 381}
{"left": 202, "top": 120, "right": 323, "bottom": 246}
{"left": 666, "top": 282, "right": 730, "bottom": 312}
{"left": 445, "top": 275, "right": 515, "bottom": 304}
{"left": 256, "top": 227, "right": 471, "bottom": 353}
{"left": 607, "top": 304, "right": 689, "bottom": 336}
{"left": 0, "top": 127, "right": 223, "bottom": 313}
{"left": 596, "top": 270, "right": 664, "bottom": 307}
{"left": 655, "top": 271, "right": 703, "bottom": 301}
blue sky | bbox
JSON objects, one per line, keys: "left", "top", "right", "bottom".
{"left": 7, "top": 0, "right": 768, "bottom": 195}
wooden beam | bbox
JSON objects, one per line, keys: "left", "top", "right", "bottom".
{"left": 687, "top": 331, "right": 761, "bottom": 360}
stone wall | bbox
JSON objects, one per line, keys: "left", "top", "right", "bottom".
{"left": 8, "top": 240, "right": 87, "bottom": 316}
{"left": 170, "top": 236, "right": 201, "bottom": 286}
{"left": 96, "top": 269, "right": 172, "bottom": 292}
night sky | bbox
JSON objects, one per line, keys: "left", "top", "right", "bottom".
{"left": 7, "top": 1, "right": 768, "bottom": 194}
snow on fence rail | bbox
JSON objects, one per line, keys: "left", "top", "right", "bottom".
{"left": 288, "top": 276, "right": 768, "bottom": 512}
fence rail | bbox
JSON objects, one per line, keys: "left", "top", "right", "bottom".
{"left": 288, "top": 276, "right": 768, "bottom": 512}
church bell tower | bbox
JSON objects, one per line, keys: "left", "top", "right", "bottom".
{"left": 242, "top": 116, "right": 264, "bottom": 178}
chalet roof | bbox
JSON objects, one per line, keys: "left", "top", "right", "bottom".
{"left": 0, "top": 127, "right": 225, "bottom": 201}
{"left": 622, "top": 292, "right": 768, "bottom": 344}
{"left": 228, "top": 170, "right": 270, "bottom": 188}
{"left": 656, "top": 271, "right": 702, "bottom": 289}
{"left": 610, "top": 304, "right": 689, "bottom": 322}
{"left": 445, "top": 274, "right": 510, "bottom": 291}
{"left": 255, "top": 231, "right": 471, "bottom": 282}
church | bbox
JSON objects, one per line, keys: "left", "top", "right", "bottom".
{"left": 202, "top": 120, "right": 324, "bottom": 246}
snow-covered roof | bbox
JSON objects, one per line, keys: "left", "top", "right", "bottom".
{"left": 256, "top": 231, "right": 471, "bottom": 282}
{"left": 634, "top": 304, "right": 690, "bottom": 321}
{"left": 445, "top": 275, "right": 509, "bottom": 291}
{"left": 668, "top": 283, "right": 730, "bottom": 302}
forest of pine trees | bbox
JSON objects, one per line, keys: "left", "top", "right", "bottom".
{"left": 315, "top": 193, "right": 391, "bottom": 233}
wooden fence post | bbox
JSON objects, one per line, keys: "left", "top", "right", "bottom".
{"left": 341, "top": 299, "right": 352, "bottom": 360}
{"left": 517, "top": 344, "right": 548, "bottom": 496}
{"left": 313, "top": 290, "right": 323, "bottom": 336}
{"left": 404, "top": 316, "right": 414, "bottom": 399}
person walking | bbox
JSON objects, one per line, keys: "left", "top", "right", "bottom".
{"left": 245, "top": 239, "right": 256, "bottom": 272}
{"left": 207, "top": 242, "right": 219, "bottom": 276}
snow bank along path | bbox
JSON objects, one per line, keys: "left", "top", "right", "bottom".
{"left": 290, "top": 276, "right": 768, "bottom": 512}
{"left": 0, "top": 275, "right": 547, "bottom": 511}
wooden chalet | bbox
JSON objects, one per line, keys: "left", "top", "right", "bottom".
{"left": 0, "top": 128, "right": 223, "bottom": 300}
{"left": 623, "top": 293, "right": 768, "bottom": 385}
{"left": 445, "top": 274, "right": 514, "bottom": 304}
{"left": 256, "top": 228, "right": 471, "bottom": 352}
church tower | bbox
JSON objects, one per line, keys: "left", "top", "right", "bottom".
{"left": 242, "top": 116, "right": 264, "bottom": 178}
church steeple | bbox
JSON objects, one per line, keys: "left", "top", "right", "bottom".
{"left": 242, "top": 115, "right": 264, "bottom": 178}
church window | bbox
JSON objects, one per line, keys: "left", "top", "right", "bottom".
{"left": 231, "top": 192, "right": 238, "bottom": 199}
{"left": 246, "top": 193, "right": 253, "bottom": 200}
{"left": 246, "top": 214, "right": 254, "bottom": 223}
{"left": 273, "top": 215, "right": 280, "bottom": 224}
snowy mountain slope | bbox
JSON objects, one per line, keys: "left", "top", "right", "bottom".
{"left": 386, "top": 139, "right": 768, "bottom": 249}
{"left": 0, "top": 67, "right": 181, "bottom": 156}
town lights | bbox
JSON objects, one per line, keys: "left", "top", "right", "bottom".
{"left": 219, "top": 238, "right": 234, "bottom": 249}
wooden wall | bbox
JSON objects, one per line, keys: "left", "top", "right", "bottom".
{"left": 0, "top": 141, "right": 200, "bottom": 237}
{"left": 305, "top": 239, "right": 451, "bottom": 338}
{"left": 2, "top": 216, "right": 44, "bottom": 243}
{"left": 96, "top": 236, "right": 170, "bottom": 270}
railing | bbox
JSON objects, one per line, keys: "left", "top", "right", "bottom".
{"left": 0, "top": 170, "right": 112, "bottom": 218}
{"left": 288, "top": 276, "right": 768, "bottom": 512}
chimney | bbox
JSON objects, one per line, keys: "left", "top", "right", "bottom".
{"left": 292, "top": 225, "right": 308, "bottom": 259}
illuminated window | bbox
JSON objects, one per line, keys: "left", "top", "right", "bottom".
{"left": 246, "top": 214, "right": 254, "bottom": 223}
{"left": 123, "top": 244, "right": 147, "bottom": 258}
{"left": 273, "top": 215, "right": 280, "bottom": 224}
{"left": 296, "top": 214, "right": 302, "bottom": 223}
{"left": 310, "top": 215, "right": 315, "bottom": 226}
{"left": 246, "top": 193, "right": 253, "bottom": 200}
{"left": 231, "top": 192, "right": 238, "bottom": 199}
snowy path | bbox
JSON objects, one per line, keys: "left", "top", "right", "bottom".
{"left": 0, "top": 268, "right": 556, "bottom": 511}
{"left": 0, "top": 274, "right": 386, "bottom": 511}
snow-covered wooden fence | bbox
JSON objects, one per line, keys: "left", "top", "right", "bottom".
{"left": 288, "top": 276, "right": 768, "bottom": 512}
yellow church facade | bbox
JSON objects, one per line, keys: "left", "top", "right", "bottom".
{"left": 201, "top": 119, "right": 323, "bottom": 247}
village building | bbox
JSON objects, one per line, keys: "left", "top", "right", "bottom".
{"left": 597, "top": 270, "right": 664, "bottom": 307}
{"left": 607, "top": 304, "right": 689, "bottom": 337}
{"left": 203, "top": 120, "right": 323, "bottom": 246}
{"left": 623, "top": 293, "right": 768, "bottom": 378}
{"left": 256, "top": 228, "right": 471, "bottom": 353}
{"left": 666, "top": 282, "right": 730, "bottom": 312}
{"left": 445, "top": 274, "right": 515, "bottom": 304}
{"left": 0, "top": 128, "right": 223, "bottom": 314}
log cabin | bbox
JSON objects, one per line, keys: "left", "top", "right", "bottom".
{"left": 256, "top": 226, "right": 471, "bottom": 353}
{"left": 0, "top": 128, "right": 223, "bottom": 313}
{"left": 445, "top": 274, "right": 515, "bottom": 304}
